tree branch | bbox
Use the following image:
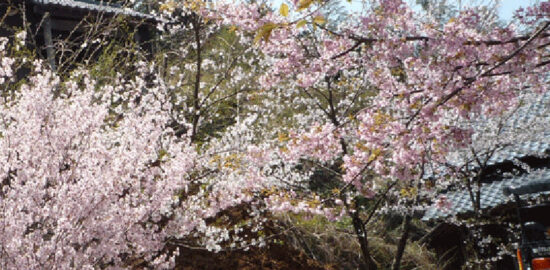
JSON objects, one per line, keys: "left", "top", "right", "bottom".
{"left": 437, "top": 21, "right": 550, "bottom": 107}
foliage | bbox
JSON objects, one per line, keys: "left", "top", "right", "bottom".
{"left": 283, "top": 213, "right": 437, "bottom": 270}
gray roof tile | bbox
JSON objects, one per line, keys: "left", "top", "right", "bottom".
{"left": 31, "top": 0, "right": 155, "bottom": 19}
{"left": 484, "top": 91, "right": 550, "bottom": 165}
{"left": 423, "top": 90, "right": 550, "bottom": 220}
{"left": 423, "top": 169, "right": 550, "bottom": 220}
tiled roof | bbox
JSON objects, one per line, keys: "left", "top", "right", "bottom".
{"left": 423, "top": 169, "right": 550, "bottom": 221}
{"left": 485, "top": 139, "right": 550, "bottom": 166}
{"left": 423, "top": 90, "right": 550, "bottom": 220}
{"left": 455, "top": 90, "right": 550, "bottom": 167}
{"left": 480, "top": 91, "right": 550, "bottom": 166}
{"left": 30, "top": 0, "right": 156, "bottom": 20}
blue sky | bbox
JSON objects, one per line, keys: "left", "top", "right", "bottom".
{"left": 498, "top": 0, "right": 535, "bottom": 21}
{"left": 269, "top": 0, "right": 538, "bottom": 22}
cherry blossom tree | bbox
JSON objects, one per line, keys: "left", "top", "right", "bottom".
{"left": 0, "top": 3, "right": 303, "bottom": 267}
{"left": 207, "top": 0, "right": 550, "bottom": 269}
{"left": 0, "top": 56, "right": 191, "bottom": 268}
{"left": 0, "top": 37, "right": 279, "bottom": 268}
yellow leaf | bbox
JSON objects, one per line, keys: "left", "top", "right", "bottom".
{"left": 339, "top": 162, "right": 346, "bottom": 172}
{"left": 278, "top": 132, "right": 289, "bottom": 142}
{"left": 159, "top": 0, "right": 176, "bottom": 12}
{"left": 313, "top": 15, "right": 326, "bottom": 25}
{"left": 368, "top": 148, "right": 382, "bottom": 162}
{"left": 254, "top": 23, "right": 277, "bottom": 44}
{"left": 297, "top": 0, "right": 313, "bottom": 11}
{"left": 228, "top": 25, "right": 238, "bottom": 33}
{"left": 279, "top": 3, "right": 289, "bottom": 17}
{"left": 296, "top": 19, "right": 307, "bottom": 29}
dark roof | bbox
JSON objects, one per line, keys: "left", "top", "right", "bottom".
{"left": 30, "top": 0, "right": 156, "bottom": 20}
{"left": 423, "top": 169, "right": 550, "bottom": 221}
{"left": 504, "top": 177, "right": 550, "bottom": 196}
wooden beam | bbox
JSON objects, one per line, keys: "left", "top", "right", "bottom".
{"left": 43, "top": 12, "right": 56, "bottom": 71}
{"left": 50, "top": 18, "right": 82, "bottom": 32}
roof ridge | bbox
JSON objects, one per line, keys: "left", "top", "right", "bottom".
{"left": 72, "top": 0, "right": 123, "bottom": 7}
{"left": 30, "top": 0, "right": 158, "bottom": 20}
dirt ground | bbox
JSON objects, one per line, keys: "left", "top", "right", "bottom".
{"left": 176, "top": 242, "right": 329, "bottom": 270}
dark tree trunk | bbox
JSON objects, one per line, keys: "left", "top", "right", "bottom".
{"left": 352, "top": 213, "right": 377, "bottom": 270}
{"left": 191, "top": 16, "right": 201, "bottom": 143}
{"left": 43, "top": 12, "right": 56, "bottom": 71}
{"left": 391, "top": 214, "right": 412, "bottom": 270}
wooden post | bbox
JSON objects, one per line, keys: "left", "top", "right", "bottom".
{"left": 43, "top": 12, "right": 56, "bottom": 71}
